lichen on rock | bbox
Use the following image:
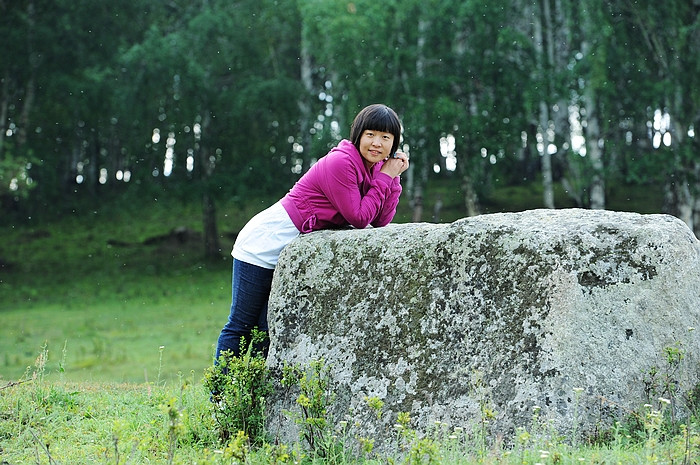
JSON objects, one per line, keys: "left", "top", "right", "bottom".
{"left": 266, "top": 209, "right": 700, "bottom": 446}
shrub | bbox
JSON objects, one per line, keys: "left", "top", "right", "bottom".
{"left": 203, "top": 331, "right": 272, "bottom": 444}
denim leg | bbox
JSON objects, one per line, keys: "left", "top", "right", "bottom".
{"left": 215, "top": 259, "right": 274, "bottom": 360}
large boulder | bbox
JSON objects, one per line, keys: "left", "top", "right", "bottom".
{"left": 266, "top": 209, "right": 700, "bottom": 444}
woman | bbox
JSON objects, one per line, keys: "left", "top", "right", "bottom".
{"left": 215, "top": 104, "right": 410, "bottom": 360}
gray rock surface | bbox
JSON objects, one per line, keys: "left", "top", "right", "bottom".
{"left": 266, "top": 209, "right": 700, "bottom": 444}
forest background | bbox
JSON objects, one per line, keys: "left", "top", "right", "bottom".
{"left": 2, "top": 0, "right": 699, "bottom": 240}
{"left": 0, "top": 0, "right": 699, "bottom": 382}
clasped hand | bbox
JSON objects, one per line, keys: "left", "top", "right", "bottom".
{"left": 380, "top": 151, "right": 410, "bottom": 178}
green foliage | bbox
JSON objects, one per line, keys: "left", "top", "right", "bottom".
{"left": 0, "top": 148, "right": 37, "bottom": 199}
{"left": 2, "top": 345, "right": 700, "bottom": 464}
{"left": 281, "top": 359, "right": 337, "bottom": 457}
{"left": 0, "top": 350, "right": 219, "bottom": 464}
{"left": 0, "top": 194, "right": 260, "bottom": 383}
{"left": 5, "top": 0, "right": 695, "bottom": 231}
{"left": 204, "top": 331, "right": 273, "bottom": 444}
{"left": 1, "top": 180, "right": 698, "bottom": 463}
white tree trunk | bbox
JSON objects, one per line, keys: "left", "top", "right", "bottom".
{"left": 410, "top": 17, "right": 430, "bottom": 222}
{"left": 461, "top": 93, "right": 481, "bottom": 217}
{"left": 540, "top": 101, "right": 555, "bottom": 209}
{"left": 583, "top": 83, "right": 605, "bottom": 210}
{"left": 532, "top": 0, "right": 555, "bottom": 209}
{"left": 580, "top": 0, "right": 605, "bottom": 210}
{"left": 667, "top": 108, "right": 696, "bottom": 233}
{"left": 298, "top": 31, "right": 314, "bottom": 171}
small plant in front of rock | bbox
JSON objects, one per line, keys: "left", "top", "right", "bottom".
{"left": 394, "top": 410, "right": 416, "bottom": 452}
{"left": 469, "top": 369, "right": 497, "bottom": 456}
{"left": 281, "top": 358, "right": 337, "bottom": 458}
{"left": 160, "top": 396, "right": 183, "bottom": 464}
{"left": 638, "top": 342, "right": 688, "bottom": 439}
{"left": 390, "top": 411, "right": 441, "bottom": 465}
{"left": 203, "top": 329, "right": 272, "bottom": 444}
{"left": 346, "top": 395, "right": 384, "bottom": 459}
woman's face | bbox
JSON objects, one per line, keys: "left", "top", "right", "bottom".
{"left": 358, "top": 129, "right": 395, "bottom": 169}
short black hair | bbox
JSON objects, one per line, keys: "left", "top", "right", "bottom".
{"left": 349, "top": 104, "right": 402, "bottom": 155}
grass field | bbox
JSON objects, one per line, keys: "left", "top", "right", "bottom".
{"left": 0, "top": 195, "right": 245, "bottom": 385}
{"left": 0, "top": 178, "right": 667, "bottom": 383}
{"left": 4, "top": 179, "right": 692, "bottom": 464}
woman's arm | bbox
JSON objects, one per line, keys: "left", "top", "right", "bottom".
{"left": 321, "top": 159, "right": 395, "bottom": 229}
{"left": 371, "top": 153, "right": 409, "bottom": 227}
{"left": 371, "top": 177, "right": 402, "bottom": 227}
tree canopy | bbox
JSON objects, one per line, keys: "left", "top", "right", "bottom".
{"left": 2, "top": 0, "right": 699, "bottom": 238}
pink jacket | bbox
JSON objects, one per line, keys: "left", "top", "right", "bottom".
{"left": 281, "top": 139, "right": 402, "bottom": 233}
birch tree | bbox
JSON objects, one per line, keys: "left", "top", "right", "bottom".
{"left": 620, "top": 0, "right": 700, "bottom": 233}
{"left": 580, "top": 0, "right": 607, "bottom": 209}
{"left": 119, "top": 0, "right": 303, "bottom": 258}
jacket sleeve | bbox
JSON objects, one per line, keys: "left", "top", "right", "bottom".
{"left": 371, "top": 176, "right": 402, "bottom": 227}
{"left": 321, "top": 156, "right": 396, "bottom": 229}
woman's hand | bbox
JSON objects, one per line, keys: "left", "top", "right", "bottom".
{"left": 380, "top": 151, "right": 410, "bottom": 178}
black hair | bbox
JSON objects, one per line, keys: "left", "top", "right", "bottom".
{"left": 349, "top": 104, "right": 402, "bottom": 155}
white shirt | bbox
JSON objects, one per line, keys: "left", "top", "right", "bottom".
{"left": 232, "top": 201, "right": 300, "bottom": 269}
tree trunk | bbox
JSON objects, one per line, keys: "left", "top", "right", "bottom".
{"left": 409, "top": 17, "right": 430, "bottom": 223}
{"left": 411, "top": 184, "right": 423, "bottom": 223}
{"left": 532, "top": 0, "right": 555, "bottom": 209}
{"left": 432, "top": 195, "right": 443, "bottom": 223}
{"left": 0, "top": 74, "right": 8, "bottom": 157}
{"left": 541, "top": 0, "right": 555, "bottom": 208}
{"left": 198, "top": 115, "right": 221, "bottom": 260}
{"left": 665, "top": 112, "right": 697, "bottom": 234}
{"left": 462, "top": 173, "right": 480, "bottom": 217}
{"left": 583, "top": 83, "right": 605, "bottom": 210}
{"left": 581, "top": 0, "right": 605, "bottom": 210}
{"left": 461, "top": 94, "right": 481, "bottom": 217}
{"left": 670, "top": 76, "right": 697, "bottom": 235}
{"left": 202, "top": 189, "right": 220, "bottom": 259}
{"left": 16, "top": 1, "right": 36, "bottom": 148}
{"left": 298, "top": 30, "right": 314, "bottom": 171}
{"left": 540, "top": 102, "right": 555, "bottom": 209}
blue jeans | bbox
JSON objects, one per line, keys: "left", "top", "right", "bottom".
{"left": 215, "top": 259, "right": 274, "bottom": 360}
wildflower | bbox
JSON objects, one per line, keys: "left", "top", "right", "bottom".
{"left": 658, "top": 397, "right": 671, "bottom": 405}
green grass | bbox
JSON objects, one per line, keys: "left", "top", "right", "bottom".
{"left": 0, "top": 195, "right": 241, "bottom": 384}
{"left": 1, "top": 375, "right": 220, "bottom": 464}
{"left": 1, "top": 367, "right": 697, "bottom": 464}
{"left": 0, "top": 179, "right": 683, "bottom": 464}
{"left": 0, "top": 179, "right": 667, "bottom": 383}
